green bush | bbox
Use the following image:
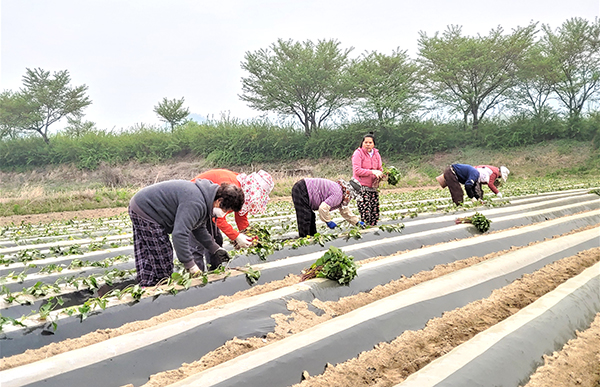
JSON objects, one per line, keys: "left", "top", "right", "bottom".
{"left": 1, "top": 114, "right": 598, "bottom": 171}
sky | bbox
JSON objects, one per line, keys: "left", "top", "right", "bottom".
{"left": 1, "top": 0, "right": 599, "bottom": 131}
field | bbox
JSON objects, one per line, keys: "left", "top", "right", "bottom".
{"left": 0, "top": 178, "right": 599, "bottom": 387}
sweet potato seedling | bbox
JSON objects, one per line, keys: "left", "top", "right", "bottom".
{"left": 455, "top": 212, "right": 492, "bottom": 233}
{"left": 301, "top": 246, "right": 358, "bottom": 286}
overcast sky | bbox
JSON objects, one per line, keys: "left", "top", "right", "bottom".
{"left": 1, "top": 0, "right": 598, "bottom": 131}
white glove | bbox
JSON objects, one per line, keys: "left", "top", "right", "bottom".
{"left": 496, "top": 192, "right": 503, "bottom": 198}
{"left": 234, "top": 233, "right": 253, "bottom": 249}
{"left": 372, "top": 170, "right": 384, "bottom": 178}
{"left": 187, "top": 264, "right": 201, "bottom": 275}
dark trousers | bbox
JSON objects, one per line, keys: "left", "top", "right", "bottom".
{"left": 129, "top": 207, "right": 174, "bottom": 287}
{"left": 444, "top": 166, "right": 484, "bottom": 205}
{"left": 190, "top": 217, "right": 224, "bottom": 271}
{"left": 444, "top": 166, "right": 464, "bottom": 205}
{"left": 292, "top": 179, "right": 317, "bottom": 237}
{"left": 357, "top": 189, "right": 379, "bottom": 226}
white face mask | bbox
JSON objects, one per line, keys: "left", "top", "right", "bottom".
{"left": 213, "top": 207, "right": 226, "bottom": 218}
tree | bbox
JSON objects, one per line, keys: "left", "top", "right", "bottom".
{"left": 418, "top": 24, "right": 536, "bottom": 132}
{"left": 0, "top": 91, "right": 34, "bottom": 140}
{"left": 240, "top": 38, "right": 354, "bottom": 136}
{"left": 0, "top": 68, "right": 92, "bottom": 144}
{"left": 348, "top": 49, "right": 423, "bottom": 126}
{"left": 62, "top": 116, "right": 97, "bottom": 138}
{"left": 541, "top": 17, "right": 600, "bottom": 121}
{"left": 153, "top": 97, "right": 190, "bottom": 131}
{"left": 513, "top": 42, "right": 555, "bottom": 118}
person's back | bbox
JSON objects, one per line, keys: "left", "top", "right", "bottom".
{"left": 451, "top": 164, "right": 479, "bottom": 186}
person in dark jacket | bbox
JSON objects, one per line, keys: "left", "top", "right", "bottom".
{"left": 128, "top": 179, "right": 244, "bottom": 286}
{"left": 436, "top": 164, "right": 483, "bottom": 205}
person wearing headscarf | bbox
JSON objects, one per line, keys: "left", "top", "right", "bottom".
{"left": 351, "top": 132, "right": 384, "bottom": 226}
{"left": 191, "top": 169, "right": 274, "bottom": 270}
{"left": 475, "top": 165, "right": 510, "bottom": 198}
{"left": 435, "top": 163, "right": 483, "bottom": 205}
{"left": 128, "top": 180, "right": 244, "bottom": 286}
{"left": 291, "top": 178, "right": 364, "bottom": 238}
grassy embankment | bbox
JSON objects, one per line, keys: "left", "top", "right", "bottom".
{"left": 0, "top": 140, "right": 598, "bottom": 217}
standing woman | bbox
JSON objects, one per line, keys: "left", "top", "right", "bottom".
{"left": 352, "top": 132, "right": 384, "bottom": 226}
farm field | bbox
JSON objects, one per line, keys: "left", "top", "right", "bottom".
{"left": 0, "top": 180, "right": 599, "bottom": 387}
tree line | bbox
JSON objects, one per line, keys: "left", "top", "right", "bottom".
{"left": 0, "top": 17, "right": 598, "bottom": 146}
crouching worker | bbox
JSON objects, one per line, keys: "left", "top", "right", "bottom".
{"left": 291, "top": 178, "right": 364, "bottom": 238}
{"left": 475, "top": 165, "right": 510, "bottom": 198}
{"left": 128, "top": 180, "right": 244, "bottom": 286}
{"left": 436, "top": 163, "right": 483, "bottom": 205}
{"left": 191, "top": 169, "right": 274, "bottom": 270}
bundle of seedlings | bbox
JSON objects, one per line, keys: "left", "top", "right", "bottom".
{"left": 300, "top": 246, "right": 358, "bottom": 285}
{"left": 455, "top": 212, "right": 492, "bottom": 233}
{"left": 382, "top": 164, "right": 401, "bottom": 185}
{"left": 233, "top": 225, "right": 270, "bottom": 248}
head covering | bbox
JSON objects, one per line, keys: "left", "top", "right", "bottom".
{"left": 500, "top": 166, "right": 510, "bottom": 182}
{"left": 436, "top": 174, "right": 447, "bottom": 188}
{"left": 236, "top": 170, "right": 274, "bottom": 216}
{"left": 337, "top": 179, "right": 359, "bottom": 206}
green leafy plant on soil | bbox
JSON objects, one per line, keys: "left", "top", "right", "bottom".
{"left": 300, "top": 246, "right": 358, "bottom": 286}
{"left": 455, "top": 212, "right": 492, "bottom": 233}
{"left": 231, "top": 265, "right": 261, "bottom": 286}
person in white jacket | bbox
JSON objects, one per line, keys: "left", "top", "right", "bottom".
{"left": 475, "top": 165, "right": 510, "bottom": 198}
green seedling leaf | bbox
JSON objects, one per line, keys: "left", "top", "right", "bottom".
{"left": 301, "top": 246, "right": 358, "bottom": 286}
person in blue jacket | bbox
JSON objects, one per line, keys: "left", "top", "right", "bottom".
{"left": 436, "top": 164, "right": 483, "bottom": 205}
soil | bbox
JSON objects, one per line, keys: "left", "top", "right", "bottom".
{"left": 1, "top": 205, "right": 598, "bottom": 387}
{"left": 134, "top": 246, "right": 599, "bottom": 387}
{"left": 1, "top": 222, "right": 597, "bottom": 383}
{"left": 522, "top": 313, "right": 600, "bottom": 387}
{"left": 0, "top": 208, "right": 129, "bottom": 227}
{"left": 0, "top": 186, "right": 438, "bottom": 227}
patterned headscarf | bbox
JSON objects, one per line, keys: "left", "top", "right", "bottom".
{"left": 337, "top": 179, "right": 359, "bottom": 207}
{"left": 236, "top": 170, "right": 274, "bottom": 216}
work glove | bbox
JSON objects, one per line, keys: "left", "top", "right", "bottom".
{"left": 496, "top": 192, "right": 503, "bottom": 198}
{"left": 213, "top": 248, "right": 231, "bottom": 266}
{"left": 234, "top": 233, "right": 253, "bottom": 249}
{"left": 326, "top": 221, "right": 337, "bottom": 229}
{"left": 187, "top": 264, "right": 201, "bottom": 276}
{"left": 372, "top": 170, "right": 384, "bottom": 179}
{"left": 357, "top": 221, "right": 366, "bottom": 229}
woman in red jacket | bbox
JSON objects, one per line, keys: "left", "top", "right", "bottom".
{"left": 474, "top": 165, "right": 510, "bottom": 198}
{"left": 191, "top": 169, "right": 274, "bottom": 270}
{"left": 351, "top": 132, "right": 384, "bottom": 226}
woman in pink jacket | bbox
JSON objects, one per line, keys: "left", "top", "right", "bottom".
{"left": 351, "top": 132, "right": 384, "bottom": 226}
